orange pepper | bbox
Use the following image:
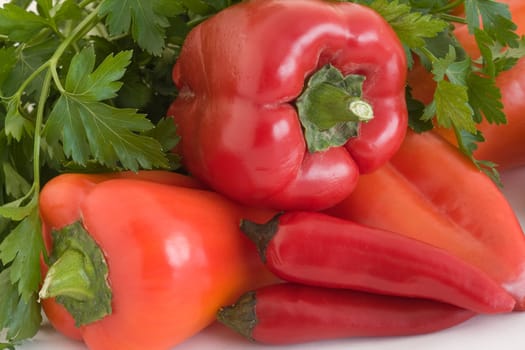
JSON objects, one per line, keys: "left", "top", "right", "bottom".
{"left": 39, "top": 171, "right": 277, "bottom": 350}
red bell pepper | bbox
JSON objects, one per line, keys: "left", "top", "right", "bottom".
{"left": 168, "top": 0, "right": 407, "bottom": 211}
{"left": 241, "top": 211, "right": 515, "bottom": 314}
{"left": 217, "top": 283, "right": 476, "bottom": 345}
{"left": 38, "top": 172, "right": 277, "bottom": 350}
{"left": 325, "top": 130, "right": 525, "bottom": 309}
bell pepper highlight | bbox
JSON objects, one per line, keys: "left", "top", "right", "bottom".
{"left": 38, "top": 172, "right": 277, "bottom": 350}
{"left": 217, "top": 283, "right": 476, "bottom": 345}
{"left": 169, "top": 0, "right": 407, "bottom": 211}
{"left": 325, "top": 130, "right": 525, "bottom": 309}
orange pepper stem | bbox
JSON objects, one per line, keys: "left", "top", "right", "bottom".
{"left": 39, "top": 221, "right": 112, "bottom": 327}
{"left": 39, "top": 249, "right": 94, "bottom": 301}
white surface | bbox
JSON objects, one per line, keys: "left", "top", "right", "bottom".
{"left": 12, "top": 166, "right": 525, "bottom": 349}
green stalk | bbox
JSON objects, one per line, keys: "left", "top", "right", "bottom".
{"left": 39, "top": 221, "right": 112, "bottom": 327}
{"left": 296, "top": 64, "right": 374, "bottom": 153}
{"left": 49, "top": 4, "right": 102, "bottom": 92}
{"left": 32, "top": 70, "right": 52, "bottom": 197}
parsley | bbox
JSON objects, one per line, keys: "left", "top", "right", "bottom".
{"left": 0, "top": 0, "right": 237, "bottom": 345}
{"left": 358, "top": 0, "right": 524, "bottom": 182}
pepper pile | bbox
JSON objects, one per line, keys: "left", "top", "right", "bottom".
{"left": 167, "top": 0, "right": 525, "bottom": 346}
{"left": 2, "top": 0, "right": 525, "bottom": 349}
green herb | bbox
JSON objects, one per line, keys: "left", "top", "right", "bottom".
{"left": 357, "top": 0, "right": 524, "bottom": 184}
{"left": 0, "top": 0, "right": 238, "bottom": 345}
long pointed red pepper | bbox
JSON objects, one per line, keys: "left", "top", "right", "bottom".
{"left": 241, "top": 211, "right": 516, "bottom": 314}
{"left": 217, "top": 283, "right": 476, "bottom": 345}
{"left": 325, "top": 130, "right": 525, "bottom": 309}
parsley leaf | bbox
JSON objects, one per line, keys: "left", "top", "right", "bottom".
{"left": 0, "top": 210, "right": 43, "bottom": 301}
{"left": 0, "top": 3, "right": 49, "bottom": 42}
{"left": 435, "top": 80, "right": 476, "bottom": 133}
{"left": 464, "top": 0, "right": 519, "bottom": 48}
{"left": 366, "top": 0, "right": 448, "bottom": 49}
{"left": 43, "top": 46, "right": 169, "bottom": 171}
{"left": 467, "top": 73, "right": 505, "bottom": 124}
{"left": 0, "top": 209, "right": 43, "bottom": 343}
{"left": 2, "top": 37, "right": 58, "bottom": 98}
{"left": 0, "top": 270, "right": 42, "bottom": 343}
{"left": 99, "top": 0, "right": 171, "bottom": 56}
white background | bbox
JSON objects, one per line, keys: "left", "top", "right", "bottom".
{"left": 2, "top": 0, "right": 525, "bottom": 349}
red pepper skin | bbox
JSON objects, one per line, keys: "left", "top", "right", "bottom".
{"left": 217, "top": 283, "right": 476, "bottom": 345}
{"left": 325, "top": 131, "right": 525, "bottom": 309}
{"left": 241, "top": 211, "right": 516, "bottom": 314}
{"left": 39, "top": 172, "right": 277, "bottom": 350}
{"left": 169, "top": 0, "right": 407, "bottom": 211}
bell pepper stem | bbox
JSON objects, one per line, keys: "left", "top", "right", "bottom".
{"left": 38, "top": 221, "right": 112, "bottom": 327}
{"left": 301, "top": 81, "right": 373, "bottom": 129}
{"left": 296, "top": 64, "right": 374, "bottom": 153}
{"left": 39, "top": 249, "right": 95, "bottom": 301}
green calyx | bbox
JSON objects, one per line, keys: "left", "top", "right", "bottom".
{"left": 39, "top": 221, "right": 112, "bottom": 327}
{"left": 296, "top": 64, "right": 374, "bottom": 153}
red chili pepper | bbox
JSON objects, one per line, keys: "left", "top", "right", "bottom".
{"left": 38, "top": 172, "right": 277, "bottom": 350}
{"left": 217, "top": 283, "right": 476, "bottom": 345}
{"left": 168, "top": 0, "right": 407, "bottom": 211}
{"left": 241, "top": 211, "right": 516, "bottom": 314}
{"left": 325, "top": 130, "right": 525, "bottom": 309}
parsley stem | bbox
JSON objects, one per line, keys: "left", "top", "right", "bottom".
{"left": 9, "top": 63, "right": 50, "bottom": 101}
{"left": 56, "top": 4, "right": 101, "bottom": 56}
{"left": 439, "top": 13, "right": 467, "bottom": 25}
{"left": 78, "top": 0, "right": 98, "bottom": 8}
{"left": 419, "top": 47, "right": 439, "bottom": 66}
{"left": 33, "top": 70, "right": 53, "bottom": 193}
{"left": 49, "top": 4, "right": 101, "bottom": 93}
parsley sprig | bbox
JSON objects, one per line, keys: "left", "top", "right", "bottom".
{"left": 0, "top": 0, "right": 238, "bottom": 345}
{"left": 358, "top": 0, "right": 524, "bottom": 183}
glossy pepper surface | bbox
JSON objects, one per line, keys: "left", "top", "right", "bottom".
{"left": 241, "top": 211, "right": 515, "bottom": 314}
{"left": 325, "top": 130, "right": 525, "bottom": 309}
{"left": 217, "top": 283, "right": 476, "bottom": 345}
{"left": 169, "top": 0, "right": 408, "bottom": 211}
{"left": 38, "top": 172, "right": 277, "bottom": 350}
